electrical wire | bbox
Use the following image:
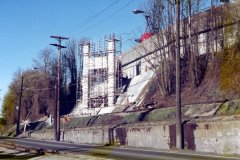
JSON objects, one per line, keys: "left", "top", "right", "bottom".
{"left": 1, "top": 0, "right": 133, "bottom": 60}
{"left": 69, "top": 0, "right": 135, "bottom": 38}
{"left": 59, "top": 0, "right": 121, "bottom": 36}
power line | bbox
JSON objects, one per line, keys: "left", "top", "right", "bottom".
{"left": 69, "top": 0, "right": 135, "bottom": 38}
{"left": 0, "top": 1, "right": 134, "bottom": 63}
{"left": 59, "top": 0, "right": 121, "bottom": 36}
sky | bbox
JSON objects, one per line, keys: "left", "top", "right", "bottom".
{"left": 0, "top": 0, "right": 146, "bottom": 113}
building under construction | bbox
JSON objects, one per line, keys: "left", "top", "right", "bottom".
{"left": 73, "top": 34, "right": 122, "bottom": 116}
{"left": 72, "top": 2, "right": 239, "bottom": 117}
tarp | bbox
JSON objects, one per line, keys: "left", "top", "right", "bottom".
{"left": 117, "top": 70, "right": 154, "bottom": 105}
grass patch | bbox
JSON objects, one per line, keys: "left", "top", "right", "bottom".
{"left": 145, "top": 108, "right": 176, "bottom": 122}
{"left": 123, "top": 112, "right": 141, "bottom": 123}
{"left": 216, "top": 100, "right": 240, "bottom": 115}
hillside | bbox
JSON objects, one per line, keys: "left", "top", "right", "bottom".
{"left": 141, "top": 51, "right": 240, "bottom": 110}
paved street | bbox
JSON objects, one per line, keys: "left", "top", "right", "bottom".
{"left": 0, "top": 136, "right": 240, "bottom": 160}
{"left": 0, "top": 146, "right": 113, "bottom": 160}
{"left": 30, "top": 155, "right": 113, "bottom": 160}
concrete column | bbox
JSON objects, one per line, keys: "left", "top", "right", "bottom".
{"left": 82, "top": 44, "right": 90, "bottom": 109}
{"left": 107, "top": 40, "right": 115, "bottom": 107}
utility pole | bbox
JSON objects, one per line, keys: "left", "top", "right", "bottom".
{"left": 175, "top": 0, "right": 183, "bottom": 149}
{"left": 133, "top": 3, "right": 183, "bottom": 148}
{"left": 50, "top": 35, "right": 69, "bottom": 141}
{"left": 16, "top": 75, "right": 23, "bottom": 136}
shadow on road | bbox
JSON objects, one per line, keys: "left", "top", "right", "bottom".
{"left": 0, "top": 153, "right": 44, "bottom": 160}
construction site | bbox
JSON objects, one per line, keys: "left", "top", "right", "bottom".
{"left": 71, "top": 1, "right": 240, "bottom": 117}
{"left": 73, "top": 34, "right": 123, "bottom": 116}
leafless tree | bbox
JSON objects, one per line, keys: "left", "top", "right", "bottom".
{"left": 133, "top": 0, "right": 176, "bottom": 97}
{"left": 135, "top": 0, "right": 232, "bottom": 97}
{"left": 33, "top": 48, "right": 57, "bottom": 118}
{"left": 60, "top": 40, "right": 76, "bottom": 113}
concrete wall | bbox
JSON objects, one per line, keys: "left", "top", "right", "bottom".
{"left": 30, "top": 127, "right": 110, "bottom": 145}
{"left": 82, "top": 44, "right": 90, "bottom": 109}
{"left": 120, "top": 125, "right": 170, "bottom": 150}
{"left": 30, "top": 119, "right": 240, "bottom": 155}
{"left": 194, "top": 121, "right": 240, "bottom": 154}
{"left": 121, "top": 30, "right": 220, "bottom": 79}
{"left": 89, "top": 56, "right": 107, "bottom": 69}
{"left": 63, "top": 127, "right": 110, "bottom": 144}
{"left": 120, "top": 5, "right": 240, "bottom": 79}
{"left": 30, "top": 130, "right": 55, "bottom": 140}
{"left": 107, "top": 40, "right": 116, "bottom": 107}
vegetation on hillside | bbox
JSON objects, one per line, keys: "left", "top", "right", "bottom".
{"left": 220, "top": 42, "right": 240, "bottom": 96}
{"left": 1, "top": 39, "right": 82, "bottom": 126}
{"left": 137, "top": 0, "right": 240, "bottom": 107}
{"left": 220, "top": 1, "right": 240, "bottom": 96}
{"left": 1, "top": 89, "right": 17, "bottom": 125}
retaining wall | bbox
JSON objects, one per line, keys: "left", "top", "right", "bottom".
{"left": 30, "top": 119, "right": 240, "bottom": 155}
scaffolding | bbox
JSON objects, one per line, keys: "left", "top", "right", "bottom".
{"left": 76, "top": 41, "right": 84, "bottom": 104}
{"left": 75, "top": 34, "right": 122, "bottom": 113}
{"left": 89, "top": 38, "right": 108, "bottom": 108}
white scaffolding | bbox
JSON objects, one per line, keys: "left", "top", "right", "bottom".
{"left": 75, "top": 34, "right": 122, "bottom": 114}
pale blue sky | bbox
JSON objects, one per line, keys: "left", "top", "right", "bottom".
{"left": 0, "top": 0, "right": 146, "bottom": 112}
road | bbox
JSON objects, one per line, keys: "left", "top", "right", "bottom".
{"left": 0, "top": 136, "right": 239, "bottom": 160}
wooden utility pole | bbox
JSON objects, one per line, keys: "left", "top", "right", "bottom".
{"left": 50, "top": 35, "right": 68, "bottom": 141}
{"left": 16, "top": 75, "right": 23, "bottom": 136}
{"left": 175, "top": 0, "right": 183, "bottom": 149}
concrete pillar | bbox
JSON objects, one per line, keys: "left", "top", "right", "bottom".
{"left": 107, "top": 40, "right": 115, "bottom": 107}
{"left": 82, "top": 44, "right": 90, "bottom": 109}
